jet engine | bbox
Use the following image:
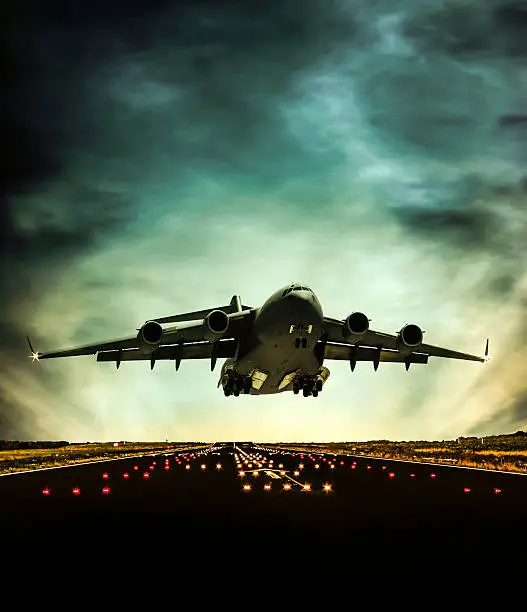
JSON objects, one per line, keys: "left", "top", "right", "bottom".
{"left": 137, "top": 320, "right": 164, "bottom": 352}
{"left": 397, "top": 324, "right": 423, "bottom": 351}
{"left": 342, "top": 312, "right": 369, "bottom": 339}
{"left": 203, "top": 309, "right": 229, "bottom": 341}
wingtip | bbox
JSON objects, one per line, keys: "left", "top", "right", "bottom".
{"left": 484, "top": 338, "right": 490, "bottom": 362}
{"left": 27, "top": 335, "right": 41, "bottom": 361}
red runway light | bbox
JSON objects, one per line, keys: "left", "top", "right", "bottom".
{"left": 340, "top": 461, "right": 344, "bottom": 466}
{"left": 430, "top": 473, "right": 436, "bottom": 479}
{"left": 133, "top": 466, "right": 139, "bottom": 471}
{"left": 165, "top": 466, "right": 170, "bottom": 470}
{"left": 463, "top": 487, "right": 471, "bottom": 493}
{"left": 149, "top": 465, "right": 155, "bottom": 470}
{"left": 102, "top": 486, "right": 111, "bottom": 494}
{"left": 367, "top": 466, "right": 371, "bottom": 470}
{"left": 494, "top": 488, "right": 502, "bottom": 494}
{"left": 123, "top": 473, "right": 129, "bottom": 479}
{"left": 42, "top": 488, "right": 50, "bottom": 496}
{"left": 382, "top": 466, "right": 386, "bottom": 470}
{"left": 143, "top": 472, "right": 150, "bottom": 479}
{"left": 410, "top": 473, "right": 415, "bottom": 478}
{"left": 351, "top": 465, "right": 356, "bottom": 470}
{"left": 72, "top": 487, "right": 80, "bottom": 495}
{"left": 389, "top": 472, "right": 395, "bottom": 478}
{"left": 102, "top": 473, "right": 109, "bottom": 479}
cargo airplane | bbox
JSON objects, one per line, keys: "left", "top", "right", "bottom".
{"left": 28, "top": 283, "right": 488, "bottom": 397}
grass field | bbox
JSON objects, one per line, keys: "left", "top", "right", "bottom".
{"left": 0, "top": 442, "right": 208, "bottom": 474}
{"left": 2, "top": 432, "right": 527, "bottom": 475}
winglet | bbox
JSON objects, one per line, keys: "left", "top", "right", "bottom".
{"left": 27, "top": 336, "right": 41, "bottom": 362}
{"left": 484, "top": 338, "right": 490, "bottom": 362}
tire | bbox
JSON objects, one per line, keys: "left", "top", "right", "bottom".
{"left": 303, "top": 386, "right": 310, "bottom": 397}
{"left": 316, "top": 379, "right": 323, "bottom": 392}
{"left": 312, "top": 390, "right": 318, "bottom": 398}
{"left": 243, "top": 378, "right": 252, "bottom": 394}
{"left": 223, "top": 387, "right": 231, "bottom": 396}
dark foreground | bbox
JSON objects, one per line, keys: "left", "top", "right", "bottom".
{"left": 1, "top": 442, "right": 526, "bottom": 560}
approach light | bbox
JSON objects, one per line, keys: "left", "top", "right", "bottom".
{"left": 280, "top": 470, "right": 286, "bottom": 476}
{"left": 216, "top": 463, "right": 222, "bottom": 470}
{"left": 303, "top": 483, "right": 311, "bottom": 492}
{"left": 494, "top": 488, "right": 502, "bottom": 494}
{"left": 463, "top": 487, "right": 471, "bottom": 493}
{"left": 315, "top": 464, "right": 319, "bottom": 469}
{"left": 239, "top": 471, "right": 245, "bottom": 477}
{"left": 410, "top": 473, "right": 415, "bottom": 478}
{"left": 185, "top": 465, "right": 191, "bottom": 470}
{"left": 389, "top": 472, "right": 395, "bottom": 478}
{"left": 264, "top": 484, "right": 271, "bottom": 491}
{"left": 430, "top": 473, "right": 436, "bottom": 479}
{"left": 243, "top": 484, "right": 251, "bottom": 492}
{"left": 72, "top": 487, "right": 80, "bottom": 495}
{"left": 330, "top": 465, "right": 335, "bottom": 470}
{"left": 323, "top": 483, "right": 332, "bottom": 493}
{"left": 134, "top": 466, "right": 139, "bottom": 471}
{"left": 42, "top": 488, "right": 50, "bottom": 496}
{"left": 102, "top": 486, "right": 111, "bottom": 495}
{"left": 123, "top": 473, "right": 129, "bottom": 479}
{"left": 143, "top": 472, "right": 150, "bottom": 479}
{"left": 102, "top": 473, "right": 109, "bottom": 479}
{"left": 283, "top": 483, "right": 291, "bottom": 491}
{"left": 294, "top": 471, "right": 300, "bottom": 476}
{"left": 201, "top": 464, "right": 206, "bottom": 470}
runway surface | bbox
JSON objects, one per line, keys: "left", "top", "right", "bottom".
{"left": 1, "top": 442, "right": 525, "bottom": 559}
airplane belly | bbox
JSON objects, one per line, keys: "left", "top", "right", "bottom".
{"left": 236, "top": 343, "right": 321, "bottom": 395}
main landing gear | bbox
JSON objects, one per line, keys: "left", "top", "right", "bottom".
{"left": 292, "top": 375, "right": 323, "bottom": 398}
{"left": 223, "top": 371, "right": 252, "bottom": 396}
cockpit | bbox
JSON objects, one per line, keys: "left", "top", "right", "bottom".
{"left": 281, "top": 285, "right": 313, "bottom": 297}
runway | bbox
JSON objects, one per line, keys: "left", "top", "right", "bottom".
{"left": 1, "top": 442, "right": 525, "bottom": 559}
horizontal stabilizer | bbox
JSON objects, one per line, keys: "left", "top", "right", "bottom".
{"left": 150, "top": 296, "right": 252, "bottom": 325}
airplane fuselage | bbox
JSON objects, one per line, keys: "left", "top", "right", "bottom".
{"left": 218, "top": 284, "right": 328, "bottom": 396}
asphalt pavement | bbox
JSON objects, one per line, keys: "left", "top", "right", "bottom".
{"left": 1, "top": 442, "right": 525, "bottom": 560}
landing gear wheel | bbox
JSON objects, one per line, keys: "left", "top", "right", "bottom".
{"left": 243, "top": 378, "right": 252, "bottom": 394}
{"left": 223, "top": 387, "right": 231, "bottom": 396}
{"left": 294, "top": 338, "right": 301, "bottom": 348}
{"left": 293, "top": 383, "right": 300, "bottom": 395}
{"left": 301, "top": 338, "right": 307, "bottom": 348}
{"left": 315, "top": 379, "right": 323, "bottom": 392}
{"left": 312, "top": 390, "right": 318, "bottom": 398}
{"left": 303, "top": 386, "right": 310, "bottom": 397}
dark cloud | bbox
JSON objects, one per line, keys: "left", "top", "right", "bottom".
{"left": 1, "top": 0, "right": 526, "bottom": 438}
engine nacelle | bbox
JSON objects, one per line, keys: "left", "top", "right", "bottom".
{"left": 342, "top": 312, "right": 369, "bottom": 339}
{"left": 137, "top": 320, "right": 164, "bottom": 352}
{"left": 397, "top": 323, "right": 423, "bottom": 351}
{"left": 203, "top": 309, "right": 229, "bottom": 341}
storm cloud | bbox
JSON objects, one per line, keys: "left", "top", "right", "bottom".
{"left": 1, "top": 0, "right": 526, "bottom": 440}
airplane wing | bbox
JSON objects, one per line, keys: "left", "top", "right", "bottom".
{"left": 321, "top": 317, "right": 487, "bottom": 369}
{"left": 27, "top": 300, "right": 255, "bottom": 370}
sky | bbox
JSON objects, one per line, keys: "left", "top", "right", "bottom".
{"left": 1, "top": 0, "right": 526, "bottom": 442}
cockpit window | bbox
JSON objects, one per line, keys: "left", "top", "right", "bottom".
{"left": 282, "top": 285, "right": 312, "bottom": 296}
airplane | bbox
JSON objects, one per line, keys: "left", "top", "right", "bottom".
{"left": 27, "top": 283, "right": 489, "bottom": 397}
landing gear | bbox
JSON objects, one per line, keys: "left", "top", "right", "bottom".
{"left": 293, "top": 368, "right": 329, "bottom": 397}
{"left": 222, "top": 370, "right": 252, "bottom": 397}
